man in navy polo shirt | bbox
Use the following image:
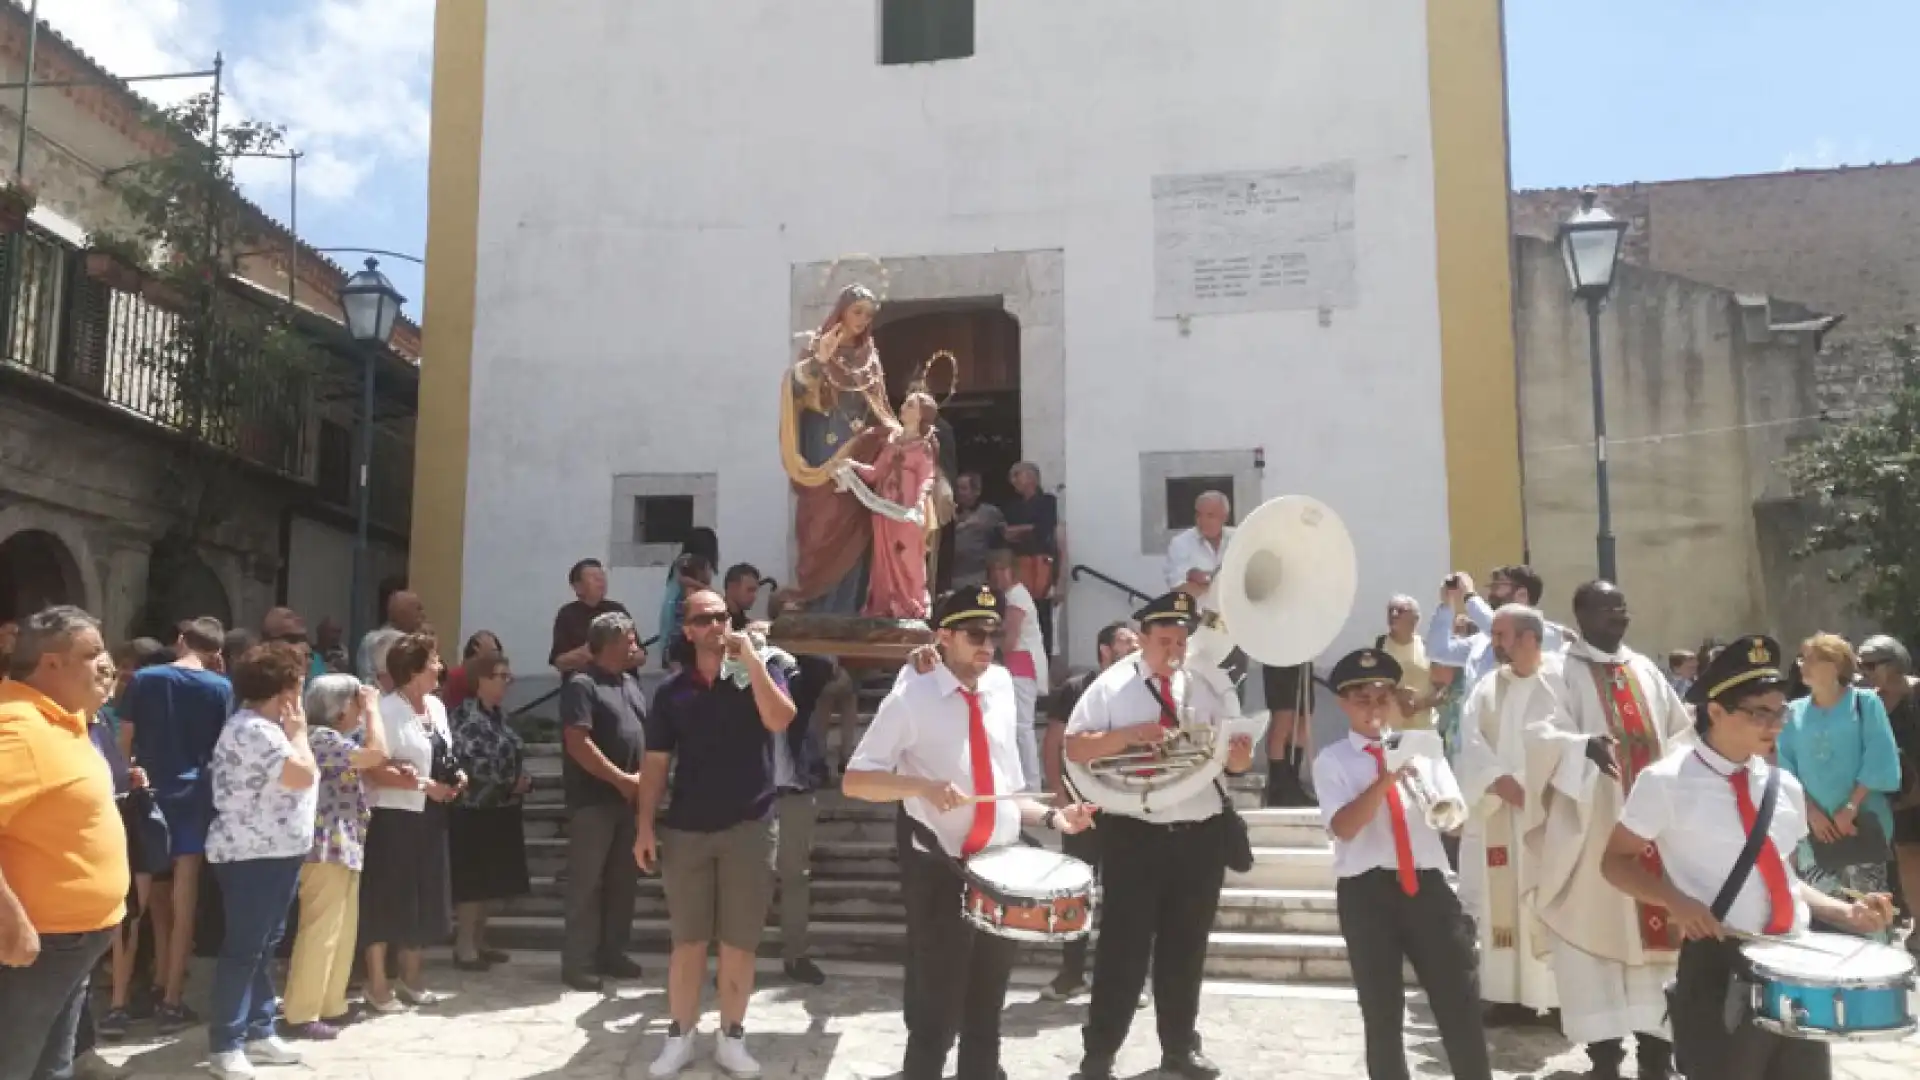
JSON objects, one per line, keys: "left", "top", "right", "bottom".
{"left": 637, "top": 589, "right": 796, "bottom": 1079}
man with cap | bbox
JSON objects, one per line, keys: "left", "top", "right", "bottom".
{"left": 1316, "top": 646, "right": 1492, "bottom": 1080}
{"left": 1857, "top": 633, "right": 1920, "bottom": 932}
{"left": 1521, "top": 581, "right": 1688, "bottom": 1080}
{"left": 844, "top": 585, "right": 1094, "bottom": 1080}
{"left": 1602, "top": 636, "right": 1895, "bottom": 1080}
{"left": 1065, "top": 590, "right": 1258, "bottom": 1080}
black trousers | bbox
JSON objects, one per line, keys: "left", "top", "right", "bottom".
{"left": 1082, "top": 813, "right": 1225, "bottom": 1064}
{"left": 898, "top": 812, "right": 1016, "bottom": 1080}
{"left": 1336, "top": 868, "right": 1491, "bottom": 1080}
{"left": 1670, "top": 937, "right": 1830, "bottom": 1080}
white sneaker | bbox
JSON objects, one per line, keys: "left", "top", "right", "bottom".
{"left": 207, "top": 1050, "right": 257, "bottom": 1079}
{"left": 648, "top": 1027, "right": 697, "bottom": 1078}
{"left": 713, "top": 1029, "right": 761, "bottom": 1078}
{"left": 244, "top": 1036, "right": 303, "bottom": 1066}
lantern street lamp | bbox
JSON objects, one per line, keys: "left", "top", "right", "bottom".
{"left": 338, "top": 257, "right": 406, "bottom": 648}
{"left": 1558, "top": 189, "right": 1630, "bottom": 584}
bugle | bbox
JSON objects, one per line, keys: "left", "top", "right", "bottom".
{"left": 1382, "top": 729, "right": 1466, "bottom": 831}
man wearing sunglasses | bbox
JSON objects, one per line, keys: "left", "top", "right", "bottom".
{"left": 845, "top": 586, "right": 1094, "bottom": 1080}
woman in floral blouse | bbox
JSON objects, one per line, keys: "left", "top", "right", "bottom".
{"left": 281, "top": 674, "right": 392, "bottom": 1040}
{"left": 203, "top": 644, "right": 319, "bottom": 1079}
{"left": 448, "top": 653, "right": 532, "bottom": 968}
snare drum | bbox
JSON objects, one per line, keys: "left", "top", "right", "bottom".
{"left": 960, "top": 846, "right": 1096, "bottom": 943}
{"left": 1742, "top": 932, "right": 1918, "bottom": 1041}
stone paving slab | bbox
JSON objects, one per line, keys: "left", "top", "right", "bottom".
{"left": 95, "top": 957, "right": 1920, "bottom": 1079}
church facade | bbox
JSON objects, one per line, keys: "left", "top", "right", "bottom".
{"left": 417, "top": 0, "right": 1520, "bottom": 674}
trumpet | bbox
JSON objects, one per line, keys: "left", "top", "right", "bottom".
{"left": 1383, "top": 729, "right": 1467, "bottom": 831}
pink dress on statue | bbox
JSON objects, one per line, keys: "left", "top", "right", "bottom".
{"left": 853, "top": 432, "right": 937, "bottom": 620}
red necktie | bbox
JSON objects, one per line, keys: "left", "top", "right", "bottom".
{"left": 1150, "top": 676, "right": 1180, "bottom": 729}
{"left": 1364, "top": 743, "right": 1420, "bottom": 896}
{"left": 1729, "top": 768, "right": 1795, "bottom": 935}
{"left": 958, "top": 687, "right": 996, "bottom": 857}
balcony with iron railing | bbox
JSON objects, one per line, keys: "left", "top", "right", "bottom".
{"left": 0, "top": 224, "right": 415, "bottom": 534}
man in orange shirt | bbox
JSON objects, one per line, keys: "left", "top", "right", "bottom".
{"left": 0, "top": 606, "right": 128, "bottom": 1080}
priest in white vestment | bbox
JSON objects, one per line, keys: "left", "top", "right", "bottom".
{"left": 1523, "top": 582, "right": 1689, "bottom": 1080}
{"left": 1455, "top": 604, "right": 1559, "bottom": 1019}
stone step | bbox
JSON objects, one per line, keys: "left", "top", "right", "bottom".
{"left": 485, "top": 916, "right": 1374, "bottom": 983}
{"left": 496, "top": 878, "right": 1342, "bottom": 936}
{"left": 1226, "top": 847, "right": 1337, "bottom": 891}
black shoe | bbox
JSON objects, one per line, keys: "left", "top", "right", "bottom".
{"left": 1636, "top": 1034, "right": 1673, "bottom": 1080}
{"left": 452, "top": 955, "right": 492, "bottom": 973}
{"left": 562, "top": 972, "right": 604, "bottom": 993}
{"left": 595, "top": 954, "right": 644, "bottom": 980}
{"left": 1159, "top": 1047, "right": 1222, "bottom": 1079}
{"left": 783, "top": 957, "right": 826, "bottom": 986}
{"left": 478, "top": 948, "right": 511, "bottom": 964}
{"left": 1074, "top": 1058, "right": 1115, "bottom": 1080}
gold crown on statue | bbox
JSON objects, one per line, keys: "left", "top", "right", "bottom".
{"left": 908, "top": 350, "right": 959, "bottom": 407}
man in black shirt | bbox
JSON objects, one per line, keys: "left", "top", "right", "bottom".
{"left": 551, "top": 558, "right": 636, "bottom": 674}
{"left": 1039, "top": 620, "right": 1140, "bottom": 1001}
{"left": 637, "top": 589, "right": 796, "bottom": 1078}
{"left": 722, "top": 563, "right": 762, "bottom": 630}
{"left": 556, "top": 610, "right": 647, "bottom": 991}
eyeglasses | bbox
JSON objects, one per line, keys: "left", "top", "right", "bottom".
{"left": 955, "top": 627, "right": 992, "bottom": 646}
{"left": 1735, "top": 704, "right": 1789, "bottom": 726}
{"left": 686, "top": 612, "right": 728, "bottom": 628}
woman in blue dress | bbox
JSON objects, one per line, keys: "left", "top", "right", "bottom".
{"left": 1776, "top": 632, "right": 1903, "bottom": 939}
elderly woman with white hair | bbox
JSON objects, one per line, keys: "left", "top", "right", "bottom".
{"left": 281, "top": 675, "right": 392, "bottom": 1039}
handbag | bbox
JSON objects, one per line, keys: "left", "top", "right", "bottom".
{"left": 1214, "top": 778, "right": 1255, "bottom": 873}
{"left": 1664, "top": 761, "right": 1781, "bottom": 1051}
{"left": 121, "top": 787, "right": 173, "bottom": 878}
{"left": 1808, "top": 691, "right": 1895, "bottom": 871}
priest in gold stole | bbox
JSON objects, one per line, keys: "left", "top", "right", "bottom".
{"left": 1455, "top": 604, "right": 1560, "bottom": 1022}
{"left": 1523, "top": 582, "right": 1689, "bottom": 1080}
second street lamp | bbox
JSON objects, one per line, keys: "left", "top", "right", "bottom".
{"left": 1559, "top": 189, "right": 1629, "bottom": 584}
{"left": 338, "top": 257, "right": 406, "bottom": 649}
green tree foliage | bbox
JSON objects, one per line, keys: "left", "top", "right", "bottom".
{"left": 1788, "top": 327, "right": 1920, "bottom": 644}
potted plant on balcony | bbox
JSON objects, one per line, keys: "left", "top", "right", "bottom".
{"left": 83, "top": 231, "right": 151, "bottom": 292}
{"left": 0, "top": 179, "right": 37, "bottom": 233}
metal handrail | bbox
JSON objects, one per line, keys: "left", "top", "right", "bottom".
{"left": 506, "top": 633, "right": 661, "bottom": 719}
{"left": 1069, "top": 563, "right": 1155, "bottom": 605}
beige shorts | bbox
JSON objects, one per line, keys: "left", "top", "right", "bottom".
{"left": 659, "top": 820, "right": 777, "bottom": 950}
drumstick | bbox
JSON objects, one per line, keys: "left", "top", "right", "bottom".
{"left": 961, "top": 792, "right": 1031, "bottom": 805}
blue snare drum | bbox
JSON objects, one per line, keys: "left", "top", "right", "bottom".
{"left": 1742, "top": 932, "right": 1917, "bottom": 1041}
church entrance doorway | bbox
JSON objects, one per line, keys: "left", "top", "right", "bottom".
{"left": 0, "top": 529, "right": 86, "bottom": 622}
{"left": 874, "top": 300, "right": 1022, "bottom": 593}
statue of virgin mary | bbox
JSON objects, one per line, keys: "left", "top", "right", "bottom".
{"left": 777, "top": 284, "right": 899, "bottom": 615}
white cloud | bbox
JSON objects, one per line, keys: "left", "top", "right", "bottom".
{"left": 31, "top": 0, "right": 431, "bottom": 206}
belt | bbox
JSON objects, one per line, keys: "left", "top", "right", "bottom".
{"left": 1106, "top": 813, "right": 1218, "bottom": 833}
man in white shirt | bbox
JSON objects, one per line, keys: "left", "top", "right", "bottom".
{"left": 1454, "top": 604, "right": 1559, "bottom": 1023}
{"left": 986, "top": 551, "right": 1046, "bottom": 791}
{"left": 844, "top": 586, "right": 1092, "bottom": 1080}
{"left": 1522, "top": 582, "right": 1689, "bottom": 1080}
{"left": 1314, "top": 646, "right": 1492, "bottom": 1080}
{"left": 1163, "top": 491, "right": 1234, "bottom": 610}
{"left": 1602, "top": 636, "right": 1894, "bottom": 1080}
{"left": 1066, "top": 590, "right": 1256, "bottom": 1080}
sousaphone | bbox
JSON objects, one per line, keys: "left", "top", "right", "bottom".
{"left": 1066, "top": 495, "right": 1358, "bottom": 812}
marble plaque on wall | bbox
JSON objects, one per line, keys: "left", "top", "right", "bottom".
{"left": 1152, "top": 162, "right": 1358, "bottom": 318}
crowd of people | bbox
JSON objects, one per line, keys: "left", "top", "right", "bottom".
{"left": 2, "top": 484, "right": 1916, "bottom": 1080}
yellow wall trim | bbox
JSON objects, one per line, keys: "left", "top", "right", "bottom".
{"left": 413, "top": 0, "right": 487, "bottom": 638}
{"left": 1428, "top": 0, "right": 1525, "bottom": 574}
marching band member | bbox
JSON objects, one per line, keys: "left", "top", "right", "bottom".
{"left": 1454, "top": 604, "right": 1559, "bottom": 1023}
{"left": 1065, "top": 590, "right": 1255, "bottom": 1080}
{"left": 1315, "top": 647, "right": 1493, "bottom": 1080}
{"left": 1522, "top": 582, "right": 1687, "bottom": 1080}
{"left": 843, "top": 585, "right": 1093, "bottom": 1080}
{"left": 1602, "top": 636, "right": 1895, "bottom": 1080}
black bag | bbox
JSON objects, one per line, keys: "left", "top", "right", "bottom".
{"left": 1215, "top": 779, "right": 1255, "bottom": 873}
{"left": 1664, "top": 762, "right": 1781, "bottom": 1066}
{"left": 120, "top": 787, "right": 173, "bottom": 878}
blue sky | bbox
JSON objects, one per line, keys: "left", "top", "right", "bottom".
{"left": 1506, "top": 0, "right": 1920, "bottom": 188}
{"left": 51, "top": 0, "right": 1919, "bottom": 319}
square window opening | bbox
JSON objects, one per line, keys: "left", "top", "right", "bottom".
{"left": 633, "top": 495, "right": 695, "bottom": 546}
{"left": 879, "top": 0, "right": 975, "bottom": 65}
{"left": 1165, "top": 476, "right": 1237, "bottom": 531}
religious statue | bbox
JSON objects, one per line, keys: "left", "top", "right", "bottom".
{"left": 836, "top": 391, "right": 940, "bottom": 620}
{"left": 777, "top": 284, "right": 899, "bottom": 615}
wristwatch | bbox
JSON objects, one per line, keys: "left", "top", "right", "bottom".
{"left": 1042, "top": 809, "right": 1060, "bottom": 831}
{"left": 1846, "top": 797, "right": 1863, "bottom": 813}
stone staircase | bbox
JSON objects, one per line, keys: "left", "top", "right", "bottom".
{"left": 493, "top": 728, "right": 1367, "bottom": 984}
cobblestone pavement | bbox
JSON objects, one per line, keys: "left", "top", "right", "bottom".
{"left": 95, "top": 957, "right": 1920, "bottom": 1079}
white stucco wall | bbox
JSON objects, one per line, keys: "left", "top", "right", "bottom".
{"left": 460, "top": 0, "right": 1458, "bottom": 673}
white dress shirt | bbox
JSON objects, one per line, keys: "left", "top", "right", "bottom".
{"left": 1163, "top": 526, "right": 1234, "bottom": 612}
{"left": 1313, "top": 730, "right": 1456, "bottom": 879}
{"left": 1064, "top": 655, "right": 1229, "bottom": 824}
{"left": 1616, "top": 741, "right": 1812, "bottom": 937}
{"left": 851, "top": 663, "right": 1025, "bottom": 857}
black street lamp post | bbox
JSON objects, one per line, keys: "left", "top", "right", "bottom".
{"left": 338, "top": 258, "right": 405, "bottom": 648}
{"left": 1558, "top": 189, "right": 1630, "bottom": 584}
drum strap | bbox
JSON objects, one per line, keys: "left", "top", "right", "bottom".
{"left": 1711, "top": 763, "right": 1781, "bottom": 922}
